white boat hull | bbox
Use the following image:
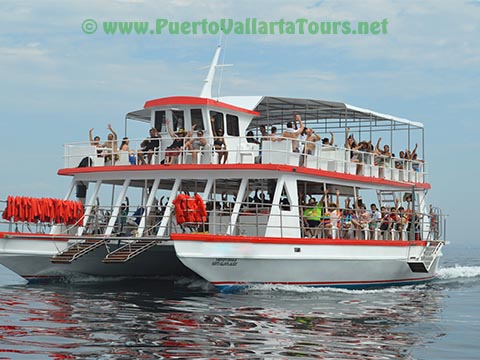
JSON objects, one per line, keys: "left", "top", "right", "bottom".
{"left": 172, "top": 236, "right": 440, "bottom": 292}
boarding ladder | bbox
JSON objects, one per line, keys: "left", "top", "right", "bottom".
{"left": 102, "top": 238, "right": 159, "bottom": 263}
{"left": 407, "top": 240, "right": 444, "bottom": 273}
{"left": 51, "top": 237, "right": 109, "bottom": 264}
{"left": 407, "top": 206, "right": 446, "bottom": 273}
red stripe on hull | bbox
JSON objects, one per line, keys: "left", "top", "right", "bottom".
{"left": 0, "top": 232, "right": 70, "bottom": 242}
{"left": 170, "top": 233, "right": 427, "bottom": 247}
{"left": 212, "top": 275, "right": 436, "bottom": 286}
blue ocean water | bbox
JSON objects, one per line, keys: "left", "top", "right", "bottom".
{"left": 0, "top": 243, "right": 479, "bottom": 359}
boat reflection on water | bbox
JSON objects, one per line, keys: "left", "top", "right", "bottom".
{"left": 0, "top": 279, "right": 444, "bottom": 359}
{"left": 153, "top": 285, "right": 443, "bottom": 359}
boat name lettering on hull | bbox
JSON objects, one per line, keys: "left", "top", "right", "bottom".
{"left": 212, "top": 258, "right": 238, "bottom": 267}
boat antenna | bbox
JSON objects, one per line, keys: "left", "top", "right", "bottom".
{"left": 216, "top": 35, "right": 227, "bottom": 100}
{"left": 200, "top": 45, "right": 222, "bottom": 99}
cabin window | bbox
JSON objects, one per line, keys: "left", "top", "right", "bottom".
{"left": 172, "top": 110, "right": 185, "bottom": 131}
{"left": 190, "top": 109, "right": 204, "bottom": 131}
{"left": 154, "top": 111, "right": 166, "bottom": 132}
{"left": 226, "top": 114, "right": 239, "bottom": 136}
{"left": 210, "top": 111, "right": 224, "bottom": 134}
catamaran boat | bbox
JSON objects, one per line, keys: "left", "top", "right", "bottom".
{"left": 0, "top": 46, "right": 445, "bottom": 289}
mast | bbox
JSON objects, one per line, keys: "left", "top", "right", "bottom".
{"left": 199, "top": 45, "right": 222, "bottom": 99}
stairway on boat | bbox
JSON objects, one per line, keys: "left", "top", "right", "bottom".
{"left": 407, "top": 240, "right": 444, "bottom": 273}
{"left": 102, "top": 239, "right": 158, "bottom": 263}
{"left": 51, "top": 238, "right": 108, "bottom": 264}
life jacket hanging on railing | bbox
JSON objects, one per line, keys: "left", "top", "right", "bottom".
{"left": 172, "top": 193, "right": 207, "bottom": 225}
{"left": 173, "top": 193, "right": 187, "bottom": 224}
{"left": 1, "top": 196, "right": 84, "bottom": 225}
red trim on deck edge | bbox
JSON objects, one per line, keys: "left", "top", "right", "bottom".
{"left": 58, "top": 163, "right": 430, "bottom": 189}
{"left": 170, "top": 233, "right": 427, "bottom": 247}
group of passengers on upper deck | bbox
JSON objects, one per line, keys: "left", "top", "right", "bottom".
{"left": 88, "top": 120, "right": 211, "bottom": 166}
{"left": 257, "top": 113, "right": 422, "bottom": 174}
{"left": 87, "top": 113, "right": 421, "bottom": 171}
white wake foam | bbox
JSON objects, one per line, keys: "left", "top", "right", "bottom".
{"left": 437, "top": 265, "right": 480, "bottom": 280}
{"left": 246, "top": 283, "right": 424, "bottom": 294}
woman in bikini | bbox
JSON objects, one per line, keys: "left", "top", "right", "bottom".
{"left": 211, "top": 116, "right": 228, "bottom": 164}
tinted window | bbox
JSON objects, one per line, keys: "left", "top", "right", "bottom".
{"left": 226, "top": 114, "right": 239, "bottom": 136}
{"left": 191, "top": 109, "right": 204, "bottom": 131}
{"left": 210, "top": 111, "right": 224, "bottom": 134}
{"left": 154, "top": 111, "right": 165, "bottom": 132}
{"left": 172, "top": 110, "right": 185, "bottom": 131}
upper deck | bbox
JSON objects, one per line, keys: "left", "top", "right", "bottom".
{"left": 62, "top": 95, "right": 427, "bottom": 188}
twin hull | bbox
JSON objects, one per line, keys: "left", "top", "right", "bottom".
{"left": 0, "top": 236, "right": 192, "bottom": 281}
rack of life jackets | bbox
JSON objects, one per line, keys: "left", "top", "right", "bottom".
{"left": 1, "top": 196, "right": 84, "bottom": 225}
{"left": 172, "top": 194, "right": 207, "bottom": 225}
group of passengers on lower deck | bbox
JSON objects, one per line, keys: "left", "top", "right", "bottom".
{"left": 299, "top": 189, "right": 430, "bottom": 241}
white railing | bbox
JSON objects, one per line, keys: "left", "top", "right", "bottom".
{"left": 63, "top": 136, "right": 426, "bottom": 183}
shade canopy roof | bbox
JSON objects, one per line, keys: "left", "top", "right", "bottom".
{"left": 126, "top": 95, "right": 424, "bottom": 132}
{"left": 219, "top": 96, "right": 424, "bottom": 131}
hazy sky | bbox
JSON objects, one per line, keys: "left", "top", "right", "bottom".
{"left": 0, "top": 0, "right": 479, "bottom": 244}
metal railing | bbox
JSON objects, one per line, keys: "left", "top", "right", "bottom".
{"left": 1, "top": 197, "right": 445, "bottom": 243}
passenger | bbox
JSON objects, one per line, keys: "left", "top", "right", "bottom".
{"left": 379, "top": 206, "right": 390, "bottom": 239}
{"left": 102, "top": 124, "right": 119, "bottom": 163}
{"left": 299, "top": 127, "right": 308, "bottom": 154}
{"left": 88, "top": 128, "right": 104, "bottom": 162}
{"left": 356, "top": 141, "right": 372, "bottom": 175}
{"left": 184, "top": 129, "right": 207, "bottom": 164}
{"left": 405, "top": 143, "right": 418, "bottom": 171}
{"left": 300, "top": 128, "right": 321, "bottom": 167}
{"left": 260, "top": 125, "right": 280, "bottom": 142}
{"left": 120, "top": 137, "right": 136, "bottom": 165}
{"left": 411, "top": 153, "right": 422, "bottom": 172}
{"left": 396, "top": 206, "right": 408, "bottom": 240}
{"left": 346, "top": 130, "right": 370, "bottom": 175}
{"left": 89, "top": 128, "right": 101, "bottom": 148}
{"left": 345, "top": 128, "right": 356, "bottom": 152}
{"left": 246, "top": 130, "right": 261, "bottom": 145}
{"left": 368, "top": 203, "right": 381, "bottom": 240}
{"left": 345, "top": 128, "right": 364, "bottom": 166}
{"left": 281, "top": 114, "right": 305, "bottom": 152}
{"left": 322, "top": 132, "right": 335, "bottom": 146}
{"left": 302, "top": 197, "right": 322, "bottom": 238}
{"left": 118, "top": 196, "right": 129, "bottom": 234}
{"left": 375, "top": 137, "right": 391, "bottom": 167}
{"left": 351, "top": 204, "right": 371, "bottom": 239}
{"left": 165, "top": 119, "right": 189, "bottom": 164}
{"left": 323, "top": 189, "right": 341, "bottom": 238}
{"left": 395, "top": 151, "right": 406, "bottom": 169}
{"left": 341, "top": 206, "right": 356, "bottom": 239}
{"left": 388, "top": 207, "right": 401, "bottom": 239}
{"left": 405, "top": 143, "right": 418, "bottom": 160}
{"left": 211, "top": 116, "right": 228, "bottom": 164}
{"left": 137, "top": 128, "right": 161, "bottom": 165}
